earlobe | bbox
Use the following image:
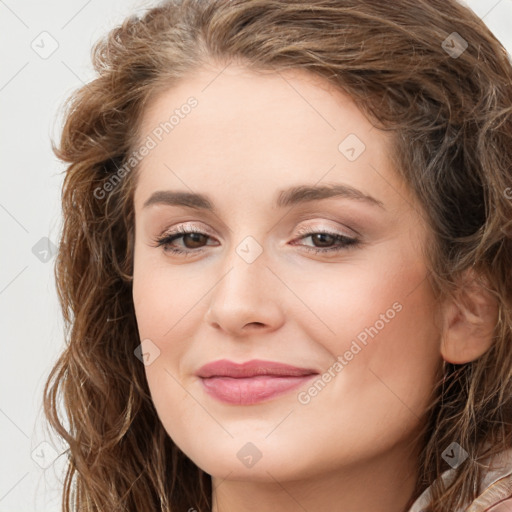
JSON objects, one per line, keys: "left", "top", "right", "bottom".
{"left": 440, "top": 270, "right": 499, "bottom": 364}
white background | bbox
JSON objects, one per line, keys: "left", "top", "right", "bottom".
{"left": 1, "top": 0, "right": 511, "bottom": 510}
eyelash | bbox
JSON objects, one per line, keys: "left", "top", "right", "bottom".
{"left": 152, "top": 224, "right": 360, "bottom": 257}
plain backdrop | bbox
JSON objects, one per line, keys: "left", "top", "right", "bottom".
{"left": 1, "top": 0, "right": 511, "bottom": 510}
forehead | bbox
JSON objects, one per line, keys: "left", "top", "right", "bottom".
{"left": 138, "top": 64, "right": 381, "bottom": 153}
{"left": 133, "top": 64, "right": 408, "bottom": 214}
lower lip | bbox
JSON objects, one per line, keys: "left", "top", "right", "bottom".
{"left": 199, "top": 374, "right": 317, "bottom": 405}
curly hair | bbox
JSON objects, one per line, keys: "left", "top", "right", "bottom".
{"left": 43, "top": 0, "right": 512, "bottom": 510}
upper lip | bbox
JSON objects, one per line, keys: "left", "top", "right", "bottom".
{"left": 196, "top": 359, "right": 319, "bottom": 378}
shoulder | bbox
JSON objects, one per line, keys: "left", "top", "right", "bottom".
{"left": 409, "top": 447, "right": 512, "bottom": 512}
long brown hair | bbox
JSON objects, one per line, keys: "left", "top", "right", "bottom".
{"left": 43, "top": 0, "right": 512, "bottom": 510}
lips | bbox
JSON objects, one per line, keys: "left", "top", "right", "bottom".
{"left": 196, "top": 359, "right": 319, "bottom": 405}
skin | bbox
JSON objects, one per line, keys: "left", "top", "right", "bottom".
{"left": 131, "top": 62, "right": 448, "bottom": 511}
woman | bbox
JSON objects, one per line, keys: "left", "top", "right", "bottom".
{"left": 43, "top": 0, "right": 512, "bottom": 510}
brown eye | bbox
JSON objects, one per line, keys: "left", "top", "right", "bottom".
{"left": 309, "top": 232, "right": 337, "bottom": 248}
{"left": 180, "top": 232, "right": 209, "bottom": 249}
{"left": 153, "top": 225, "right": 218, "bottom": 256}
{"left": 292, "top": 227, "right": 360, "bottom": 255}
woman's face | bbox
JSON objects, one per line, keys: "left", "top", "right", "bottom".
{"left": 132, "top": 63, "right": 443, "bottom": 482}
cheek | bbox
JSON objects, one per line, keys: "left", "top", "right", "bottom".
{"left": 289, "top": 245, "right": 442, "bottom": 431}
{"left": 287, "top": 245, "right": 440, "bottom": 366}
{"left": 132, "top": 261, "right": 200, "bottom": 445}
{"left": 132, "top": 249, "right": 213, "bottom": 427}
{"left": 132, "top": 248, "right": 205, "bottom": 339}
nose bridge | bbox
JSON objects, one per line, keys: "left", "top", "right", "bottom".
{"left": 216, "top": 235, "right": 270, "bottom": 305}
{"left": 217, "top": 210, "right": 271, "bottom": 286}
{"left": 205, "top": 233, "right": 285, "bottom": 333}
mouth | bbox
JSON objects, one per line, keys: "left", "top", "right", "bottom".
{"left": 196, "top": 359, "right": 319, "bottom": 405}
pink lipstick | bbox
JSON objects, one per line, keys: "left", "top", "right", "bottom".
{"left": 196, "top": 359, "right": 318, "bottom": 405}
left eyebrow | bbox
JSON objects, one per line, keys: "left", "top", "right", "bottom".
{"left": 142, "top": 183, "right": 385, "bottom": 211}
{"left": 276, "top": 183, "right": 385, "bottom": 210}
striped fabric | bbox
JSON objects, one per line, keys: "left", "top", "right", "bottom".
{"left": 409, "top": 448, "right": 512, "bottom": 511}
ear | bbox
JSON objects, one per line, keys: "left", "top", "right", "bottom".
{"left": 440, "top": 268, "right": 499, "bottom": 364}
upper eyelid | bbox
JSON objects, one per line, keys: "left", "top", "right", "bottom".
{"left": 295, "top": 224, "right": 356, "bottom": 238}
{"left": 160, "top": 221, "right": 355, "bottom": 236}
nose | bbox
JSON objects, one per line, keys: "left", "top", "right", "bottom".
{"left": 204, "top": 252, "right": 285, "bottom": 337}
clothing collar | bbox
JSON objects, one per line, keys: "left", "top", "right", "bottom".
{"left": 408, "top": 447, "right": 512, "bottom": 512}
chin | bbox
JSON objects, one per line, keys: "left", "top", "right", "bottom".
{"left": 182, "top": 437, "right": 319, "bottom": 483}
